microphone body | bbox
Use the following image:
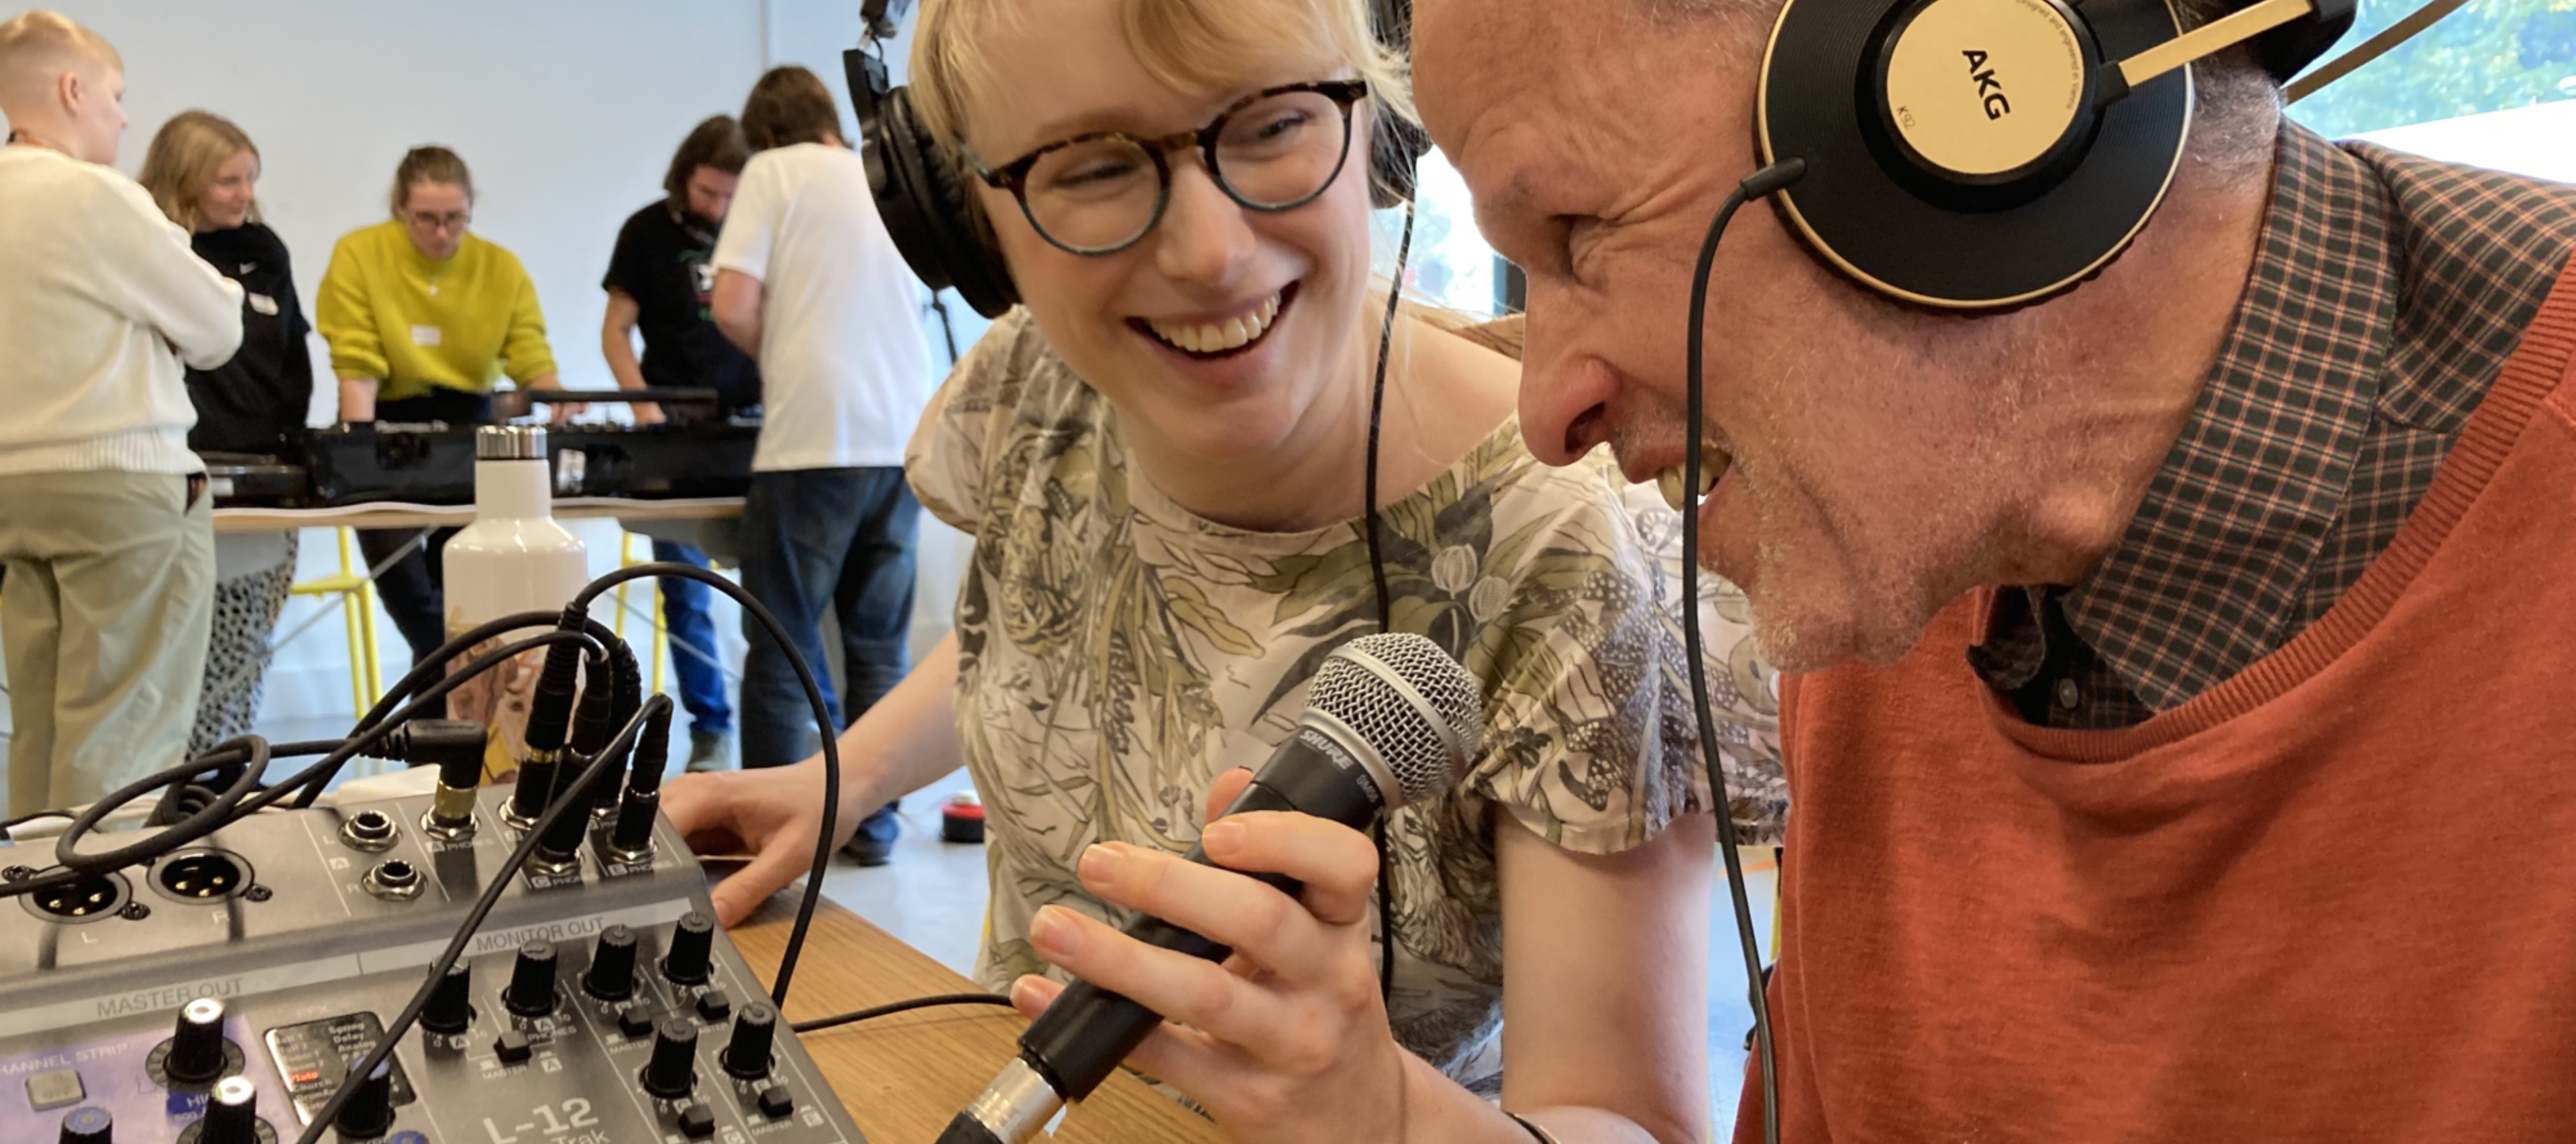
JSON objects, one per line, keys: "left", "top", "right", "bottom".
{"left": 938, "top": 634, "right": 1481, "bottom": 1144}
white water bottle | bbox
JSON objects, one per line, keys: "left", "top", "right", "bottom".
{"left": 441, "top": 426, "right": 590, "bottom": 780}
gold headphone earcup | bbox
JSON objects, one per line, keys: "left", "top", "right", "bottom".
{"left": 1755, "top": 0, "right": 2193, "bottom": 308}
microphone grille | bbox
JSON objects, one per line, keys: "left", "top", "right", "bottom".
{"left": 1307, "top": 633, "right": 1483, "bottom": 805}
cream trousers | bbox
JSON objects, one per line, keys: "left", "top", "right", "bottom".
{"left": 0, "top": 469, "right": 215, "bottom": 817}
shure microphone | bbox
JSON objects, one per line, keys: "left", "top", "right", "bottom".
{"left": 936, "top": 632, "right": 1484, "bottom": 1144}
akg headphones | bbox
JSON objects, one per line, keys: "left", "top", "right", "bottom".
{"left": 846, "top": 0, "right": 1430, "bottom": 320}
{"left": 1757, "top": 0, "right": 2353, "bottom": 307}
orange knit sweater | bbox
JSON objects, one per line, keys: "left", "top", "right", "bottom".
{"left": 1747, "top": 264, "right": 2576, "bottom": 1142}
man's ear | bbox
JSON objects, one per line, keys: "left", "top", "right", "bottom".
{"left": 54, "top": 69, "right": 82, "bottom": 113}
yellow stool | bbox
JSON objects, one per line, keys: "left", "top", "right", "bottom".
{"left": 614, "top": 532, "right": 671, "bottom": 699}
{"left": 287, "top": 527, "right": 383, "bottom": 722}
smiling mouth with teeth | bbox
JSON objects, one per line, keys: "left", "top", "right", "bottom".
{"left": 1133, "top": 283, "right": 1297, "bottom": 359}
{"left": 1656, "top": 445, "right": 1734, "bottom": 512}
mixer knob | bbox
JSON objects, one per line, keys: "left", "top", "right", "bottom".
{"left": 722, "top": 1003, "right": 777, "bottom": 1080}
{"left": 641, "top": 1017, "right": 700, "bottom": 1098}
{"left": 583, "top": 925, "right": 638, "bottom": 1001}
{"left": 199, "top": 1076, "right": 262, "bottom": 1144}
{"left": 421, "top": 961, "right": 474, "bottom": 1034}
{"left": 661, "top": 911, "right": 713, "bottom": 985}
{"left": 58, "top": 1106, "right": 112, "bottom": 1144}
{"left": 165, "top": 997, "right": 231, "bottom": 1085}
{"left": 333, "top": 1060, "right": 394, "bottom": 1141}
{"left": 505, "top": 940, "right": 559, "bottom": 1017}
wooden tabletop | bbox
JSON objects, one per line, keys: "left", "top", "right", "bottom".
{"left": 729, "top": 890, "right": 1227, "bottom": 1144}
{"left": 211, "top": 496, "right": 743, "bottom": 533}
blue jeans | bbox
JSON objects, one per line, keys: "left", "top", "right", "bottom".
{"left": 651, "top": 540, "right": 733, "bottom": 736}
{"left": 738, "top": 469, "right": 918, "bottom": 846}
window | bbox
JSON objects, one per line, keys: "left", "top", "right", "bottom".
{"left": 1375, "top": 148, "right": 1512, "bottom": 319}
{"left": 2285, "top": 0, "right": 2576, "bottom": 180}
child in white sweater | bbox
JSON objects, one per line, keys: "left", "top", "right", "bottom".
{"left": 0, "top": 11, "right": 244, "bottom": 815}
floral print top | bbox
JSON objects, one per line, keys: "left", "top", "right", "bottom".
{"left": 905, "top": 310, "right": 1786, "bottom": 1090}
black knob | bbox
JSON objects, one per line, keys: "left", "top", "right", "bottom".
{"left": 584, "top": 925, "right": 638, "bottom": 1001}
{"left": 166, "top": 997, "right": 230, "bottom": 1084}
{"left": 421, "top": 962, "right": 473, "bottom": 1034}
{"left": 661, "top": 912, "right": 713, "bottom": 985}
{"left": 641, "top": 1017, "right": 699, "bottom": 1098}
{"left": 200, "top": 1076, "right": 260, "bottom": 1144}
{"left": 505, "top": 941, "right": 558, "bottom": 1017}
{"left": 58, "top": 1106, "right": 112, "bottom": 1144}
{"left": 722, "top": 1003, "right": 777, "bottom": 1080}
{"left": 333, "top": 1060, "right": 394, "bottom": 1141}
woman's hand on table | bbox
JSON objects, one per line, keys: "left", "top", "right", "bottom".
{"left": 665, "top": 757, "right": 861, "bottom": 927}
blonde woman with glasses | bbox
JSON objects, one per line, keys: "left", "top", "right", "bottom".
{"left": 137, "top": 109, "right": 309, "bottom": 757}
{"left": 666, "top": 1, "right": 1790, "bottom": 1141}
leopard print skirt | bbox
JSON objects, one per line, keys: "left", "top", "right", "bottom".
{"left": 189, "top": 533, "right": 298, "bottom": 757}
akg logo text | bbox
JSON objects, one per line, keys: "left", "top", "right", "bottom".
{"left": 1963, "top": 49, "right": 2010, "bottom": 119}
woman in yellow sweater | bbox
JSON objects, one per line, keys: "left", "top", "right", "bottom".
{"left": 316, "top": 145, "right": 561, "bottom": 663}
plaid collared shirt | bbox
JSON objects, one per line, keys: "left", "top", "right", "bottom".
{"left": 1970, "top": 123, "right": 2576, "bottom": 728}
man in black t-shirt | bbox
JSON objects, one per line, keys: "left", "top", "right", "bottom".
{"left": 604, "top": 116, "right": 759, "bottom": 770}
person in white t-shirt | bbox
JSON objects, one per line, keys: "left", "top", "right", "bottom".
{"left": 0, "top": 11, "right": 243, "bottom": 815}
{"left": 710, "top": 65, "right": 931, "bottom": 863}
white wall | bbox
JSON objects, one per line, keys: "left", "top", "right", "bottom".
{"left": 0, "top": 1, "right": 977, "bottom": 732}
{"left": 47, "top": 0, "right": 768, "bottom": 398}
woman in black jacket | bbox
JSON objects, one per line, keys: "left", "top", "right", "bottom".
{"left": 140, "top": 110, "right": 313, "bottom": 754}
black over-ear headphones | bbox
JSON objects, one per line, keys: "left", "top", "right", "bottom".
{"left": 847, "top": 0, "right": 1428, "bottom": 319}
{"left": 1757, "top": 0, "right": 2352, "bottom": 307}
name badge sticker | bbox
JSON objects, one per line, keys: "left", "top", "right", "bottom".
{"left": 411, "top": 325, "right": 443, "bottom": 347}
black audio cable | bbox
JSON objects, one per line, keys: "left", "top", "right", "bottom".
{"left": 1683, "top": 157, "right": 1807, "bottom": 1144}
{"left": 251, "top": 629, "right": 608, "bottom": 817}
{"left": 1360, "top": 198, "right": 1417, "bottom": 1013}
{"left": 592, "top": 649, "right": 647, "bottom": 817}
{"left": 290, "top": 695, "right": 674, "bottom": 1144}
{"left": 0, "top": 739, "right": 340, "bottom": 889}
{"left": 788, "top": 992, "right": 1015, "bottom": 1035}
{"left": 570, "top": 562, "right": 847, "bottom": 1010}
{"left": 281, "top": 610, "right": 624, "bottom": 809}
{"left": 2, "top": 630, "right": 608, "bottom": 903}
{"left": 5, "top": 738, "right": 271, "bottom": 903}
{"left": 1, "top": 736, "right": 325, "bottom": 898}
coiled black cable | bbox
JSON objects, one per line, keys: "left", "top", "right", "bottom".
{"left": 0, "top": 631, "right": 606, "bottom": 903}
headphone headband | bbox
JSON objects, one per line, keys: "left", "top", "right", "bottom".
{"left": 850, "top": 0, "right": 1430, "bottom": 320}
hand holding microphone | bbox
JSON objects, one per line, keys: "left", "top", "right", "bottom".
{"left": 941, "top": 633, "right": 1484, "bottom": 1144}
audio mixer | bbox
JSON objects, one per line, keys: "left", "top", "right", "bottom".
{"left": 0, "top": 785, "right": 867, "bottom": 1144}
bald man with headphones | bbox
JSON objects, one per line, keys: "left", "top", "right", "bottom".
{"left": 1417, "top": 0, "right": 2576, "bottom": 1139}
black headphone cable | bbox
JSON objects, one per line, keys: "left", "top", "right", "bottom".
{"left": 1363, "top": 197, "right": 1419, "bottom": 1016}
{"left": 1684, "top": 157, "right": 1806, "bottom": 1144}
